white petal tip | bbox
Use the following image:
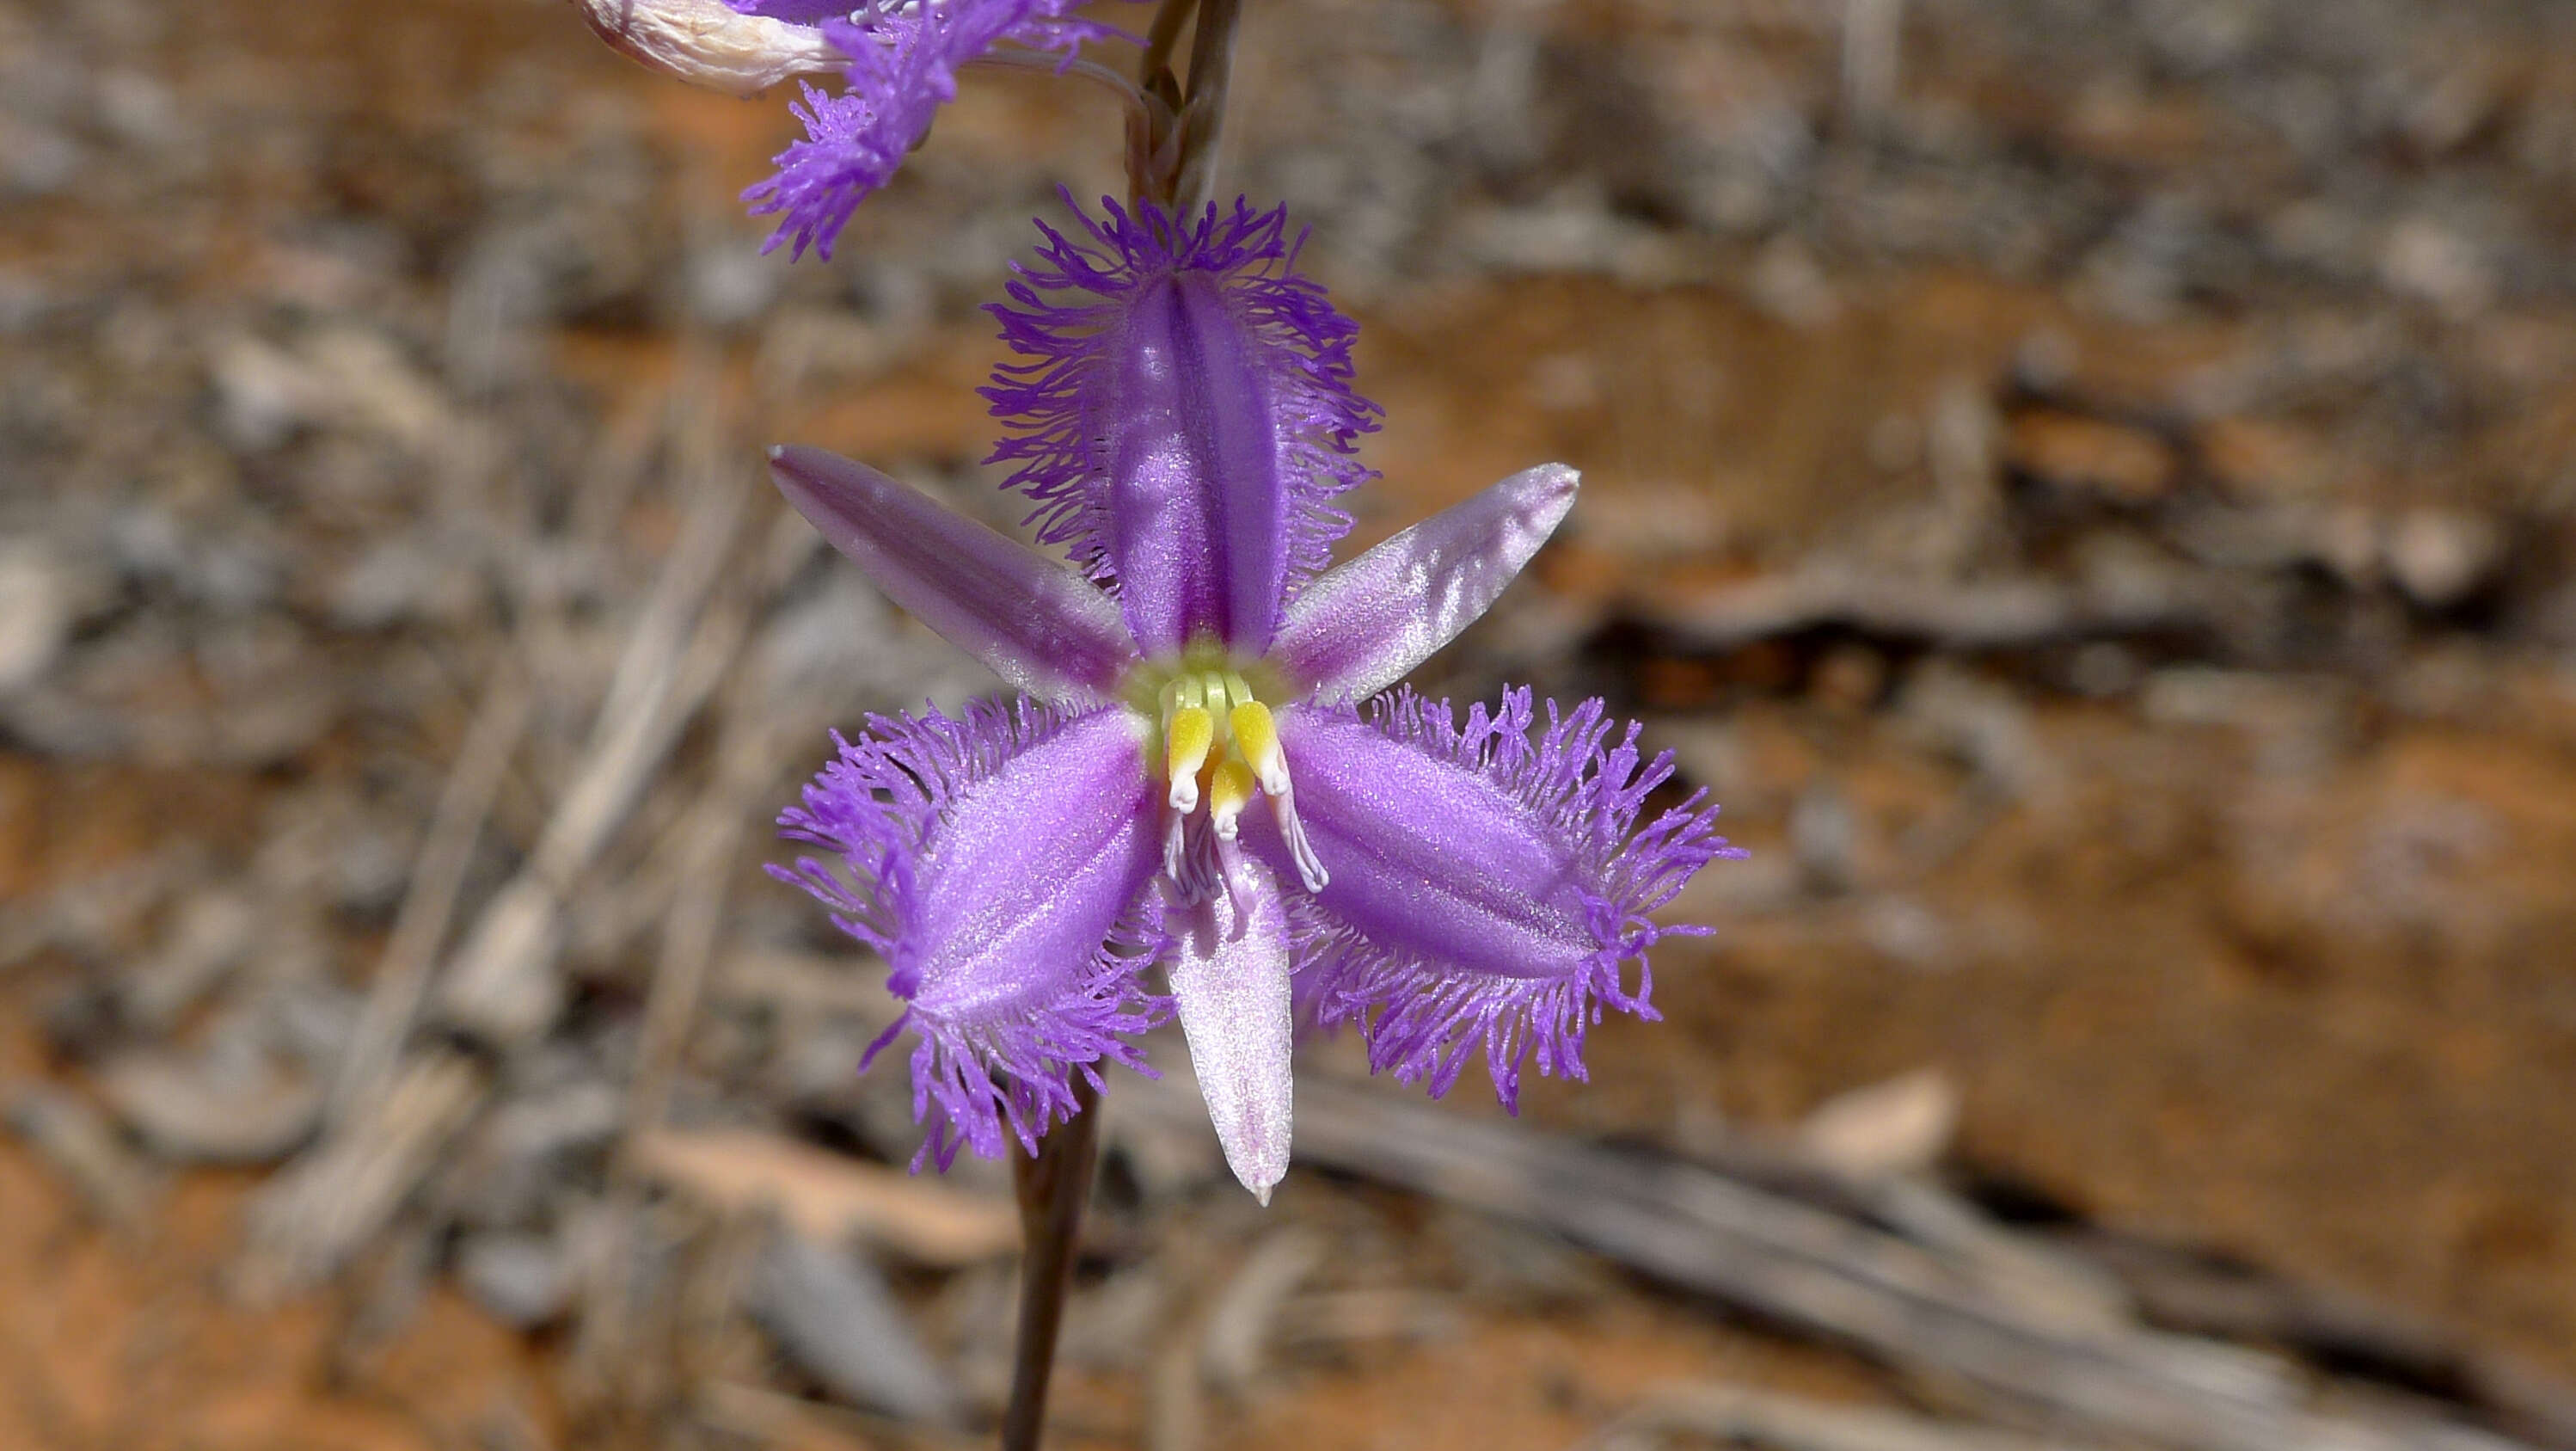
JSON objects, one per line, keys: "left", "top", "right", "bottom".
{"left": 1217, "top": 1137, "right": 1291, "bottom": 1206}
{"left": 1508, "top": 461, "right": 1579, "bottom": 501}
{"left": 1168, "top": 844, "right": 1296, "bottom": 1214}
{"left": 1527, "top": 464, "right": 1582, "bottom": 517}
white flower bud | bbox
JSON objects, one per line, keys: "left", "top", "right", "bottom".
{"left": 566, "top": 0, "right": 843, "bottom": 98}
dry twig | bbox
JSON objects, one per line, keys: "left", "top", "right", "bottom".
{"left": 1131, "top": 1075, "right": 2547, "bottom": 1451}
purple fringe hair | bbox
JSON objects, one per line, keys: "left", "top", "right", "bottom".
{"left": 742, "top": 1, "right": 1125, "bottom": 261}
{"left": 1297, "top": 688, "right": 1745, "bottom": 1110}
{"left": 770, "top": 699, "right": 1163, "bottom": 1165}
{"left": 982, "top": 194, "right": 1383, "bottom": 598}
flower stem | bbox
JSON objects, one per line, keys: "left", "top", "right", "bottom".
{"left": 1173, "top": 0, "right": 1242, "bottom": 216}
{"left": 1126, "top": 0, "right": 1241, "bottom": 210}
{"left": 1139, "top": 0, "right": 1198, "bottom": 100}
{"left": 969, "top": 47, "right": 1156, "bottom": 125}
{"left": 999, "top": 1075, "right": 1102, "bottom": 1451}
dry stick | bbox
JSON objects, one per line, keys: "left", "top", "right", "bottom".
{"left": 437, "top": 412, "right": 754, "bottom": 1045}
{"left": 246, "top": 526, "right": 759, "bottom": 1292}
{"left": 1582, "top": 1380, "right": 2110, "bottom": 1451}
{"left": 1638, "top": 565, "right": 2219, "bottom": 653}
{"left": 3, "top": 1085, "right": 159, "bottom": 1232}
{"left": 438, "top": 576, "right": 755, "bottom": 1045}
{"left": 1841, "top": 0, "right": 1904, "bottom": 132}
{"left": 325, "top": 668, "right": 531, "bottom": 1128}
{"left": 698, "top": 1378, "right": 984, "bottom": 1451}
{"left": 2070, "top": 1232, "right": 2576, "bottom": 1451}
{"left": 1188, "top": 1077, "right": 2542, "bottom": 1451}
{"left": 241, "top": 370, "right": 734, "bottom": 1296}
{"left": 390, "top": 374, "right": 659, "bottom": 953}
{"left": 621, "top": 729, "right": 763, "bottom": 1159}
{"left": 577, "top": 703, "right": 782, "bottom": 1411}
{"left": 571, "top": 511, "right": 842, "bottom": 1423}
{"left": 1199, "top": 1228, "right": 1324, "bottom": 1396}
{"left": 595, "top": 366, "right": 749, "bottom": 734}
{"left": 1002, "top": 1077, "right": 1104, "bottom": 1451}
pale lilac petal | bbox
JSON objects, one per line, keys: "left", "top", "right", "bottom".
{"left": 1270, "top": 464, "right": 1579, "bottom": 704}
{"left": 1245, "top": 693, "right": 1741, "bottom": 1110}
{"left": 770, "top": 703, "right": 1164, "bottom": 1164}
{"left": 985, "top": 196, "right": 1379, "bottom": 655}
{"left": 1161, "top": 843, "right": 1294, "bottom": 1202}
{"left": 1097, "top": 267, "right": 1293, "bottom": 653}
{"left": 771, "top": 445, "right": 1137, "bottom": 706}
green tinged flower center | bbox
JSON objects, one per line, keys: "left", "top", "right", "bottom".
{"left": 1156, "top": 667, "right": 1285, "bottom": 841}
{"left": 1127, "top": 643, "right": 1327, "bottom": 894}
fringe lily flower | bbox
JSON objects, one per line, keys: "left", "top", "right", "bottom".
{"left": 770, "top": 198, "right": 1741, "bottom": 1201}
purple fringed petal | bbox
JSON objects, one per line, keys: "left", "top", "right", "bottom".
{"left": 770, "top": 701, "right": 1163, "bottom": 1165}
{"left": 744, "top": 66, "right": 932, "bottom": 261}
{"left": 743, "top": 1, "right": 1115, "bottom": 259}
{"left": 1248, "top": 692, "right": 1744, "bottom": 1110}
{"left": 1160, "top": 843, "right": 1296, "bottom": 1202}
{"left": 770, "top": 445, "right": 1138, "bottom": 706}
{"left": 1270, "top": 464, "right": 1579, "bottom": 704}
{"left": 984, "top": 195, "right": 1383, "bottom": 655}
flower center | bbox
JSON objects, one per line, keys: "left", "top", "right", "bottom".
{"left": 1150, "top": 665, "right": 1328, "bottom": 899}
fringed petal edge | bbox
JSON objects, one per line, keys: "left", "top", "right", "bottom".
{"left": 743, "top": 2, "right": 1120, "bottom": 260}
{"left": 981, "top": 192, "right": 1382, "bottom": 595}
{"left": 768, "top": 698, "right": 1167, "bottom": 1165}
{"left": 1295, "top": 687, "right": 1745, "bottom": 1110}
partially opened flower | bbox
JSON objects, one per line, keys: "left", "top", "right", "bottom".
{"left": 770, "top": 197, "right": 1741, "bottom": 1200}
{"left": 565, "top": 0, "right": 844, "bottom": 96}
{"left": 734, "top": 0, "right": 1134, "bottom": 259}
{"left": 567, "top": 0, "right": 1132, "bottom": 257}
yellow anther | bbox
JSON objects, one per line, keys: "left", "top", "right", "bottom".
{"left": 1208, "top": 759, "right": 1257, "bottom": 839}
{"left": 1228, "top": 701, "right": 1288, "bottom": 794}
{"left": 1165, "top": 705, "right": 1215, "bottom": 810}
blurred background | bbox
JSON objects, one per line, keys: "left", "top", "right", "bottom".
{"left": 5, "top": 0, "right": 2576, "bottom": 1447}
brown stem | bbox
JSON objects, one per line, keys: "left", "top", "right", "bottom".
{"left": 1172, "top": 0, "right": 1242, "bottom": 216}
{"left": 1127, "top": 0, "right": 1194, "bottom": 205}
{"left": 999, "top": 1076, "right": 1103, "bottom": 1451}
{"left": 1139, "top": 0, "right": 1199, "bottom": 100}
{"left": 968, "top": 47, "right": 1154, "bottom": 126}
